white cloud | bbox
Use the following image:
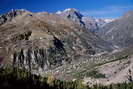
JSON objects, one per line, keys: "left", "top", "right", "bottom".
{"left": 81, "top": 5, "right": 133, "bottom": 18}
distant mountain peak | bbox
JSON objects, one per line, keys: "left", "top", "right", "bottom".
{"left": 63, "top": 8, "right": 78, "bottom": 12}
{"left": 56, "top": 8, "right": 78, "bottom": 14}
{"left": 56, "top": 11, "right": 62, "bottom": 14}
{"left": 56, "top": 8, "right": 83, "bottom": 18}
{"left": 55, "top": 8, "right": 84, "bottom": 26}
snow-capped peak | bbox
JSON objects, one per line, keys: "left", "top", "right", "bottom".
{"left": 56, "top": 8, "right": 79, "bottom": 15}
{"left": 63, "top": 8, "right": 77, "bottom": 12}
{"left": 56, "top": 11, "right": 62, "bottom": 14}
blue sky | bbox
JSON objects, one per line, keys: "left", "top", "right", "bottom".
{"left": 0, "top": 0, "right": 133, "bottom": 18}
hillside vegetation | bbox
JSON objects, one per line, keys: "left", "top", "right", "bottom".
{"left": 0, "top": 67, "right": 133, "bottom": 89}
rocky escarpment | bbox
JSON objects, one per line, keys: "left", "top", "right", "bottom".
{"left": 12, "top": 40, "right": 67, "bottom": 72}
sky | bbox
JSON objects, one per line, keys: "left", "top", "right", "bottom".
{"left": 0, "top": 0, "right": 133, "bottom": 18}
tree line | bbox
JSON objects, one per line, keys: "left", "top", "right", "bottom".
{"left": 0, "top": 67, "right": 133, "bottom": 89}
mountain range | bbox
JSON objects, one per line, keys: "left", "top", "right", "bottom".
{"left": 0, "top": 8, "right": 133, "bottom": 86}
